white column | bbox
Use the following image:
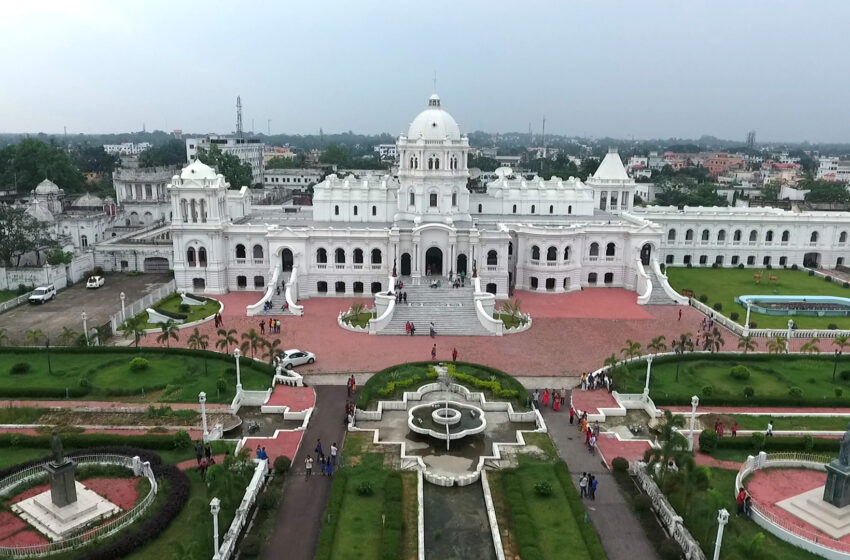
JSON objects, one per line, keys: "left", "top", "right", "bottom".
{"left": 713, "top": 509, "right": 730, "bottom": 560}
{"left": 786, "top": 319, "right": 793, "bottom": 353}
{"left": 199, "top": 392, "right": 209, "bottom": 440}
{"left": 744, "top": 302, "right": 751, "bottom": 335}
{"left": 643, "top": 356, "right": 654, "bottom": 395}
{"left": 233, "top": 348, "right": 243, "bottom": 392}
{"left": 210, "top": 498, "right": 221, "bottom": 560}
{"left": 688, "top": 395, "right": 699, "bottom": 451}
{"left": 120, "top": 292, "right": 126, "bottom": 322}
{"left": 81, "top": 311, "right": 88, "bottom": 345}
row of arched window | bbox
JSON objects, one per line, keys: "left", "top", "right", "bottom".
{"left": 316, "top": 248, "right": 383, "bottom": 265}
{"left": 407, "top": 154, "right": 461, "bottom": 171}
{"left": 667, "top": 228, "right": 842, "bottom": 245}
{"left": 406, "top": 191, "right": 460, "bottom": 208}
{"left": 334, "top": 205, "right": 379, "bottom": 217}
{"left": 530, "top": 242, "right": 614, "bottom": 260}
{"left": 187, "top": 246, "right": 208, "bottom": 267}
{"left": 317, "top": 281, "right": 383, "bottom": 293}
{"left": 235, "top": 244, "right": 264, "bottom": 260}
{"left": 493, "top": 204, "right": 573, "bottom": 215}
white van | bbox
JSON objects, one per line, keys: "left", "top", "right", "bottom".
{"left": 28, "top": 285, "right": 56, "bottom": 304}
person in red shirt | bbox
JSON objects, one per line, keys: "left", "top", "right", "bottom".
{"left": 452, "top": 347, "right": 458, "bottom": 362}
{"left": 736, "top": 489, "right": 746, "bottom": 515}
{"left": 732, "top": 422, "right": 738, "bottom": 437}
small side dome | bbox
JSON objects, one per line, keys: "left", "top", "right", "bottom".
{"left": 180, "top": 160, "right": 217, "bottom": 181}
{"left": 34, "top": 179, "right": 61, "bottom": 195}
{"left": 73, "top": 193, "right": 104, "bottom": 207}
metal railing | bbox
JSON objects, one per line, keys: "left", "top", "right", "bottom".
{"left": 0, "top": 454, "right": 157, "bottom": 557}
{"left": 0, "top": 292, "right": 34, "bottom": 314}
{"left": 110, "top": 279, "right": 176, "bottom": 332}
{"left": 216, "top": 459, "right": 269, "bottom": 560}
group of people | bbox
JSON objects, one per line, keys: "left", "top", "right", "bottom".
{"left": 344, "top": 400, "right": 355, "bottom": 426}
{"left": 712, "top": 419, "right": 738, "bottom": 437}
{"left": 255, "top": 445, "right": 270, "bottom": 461}
{"left": 736, "top": 488, "right": 753, "bottom": 518}
{"left": 213, "top": 312, "right": 224, "bottom": 328}
{"left": 532, "top": 389, "right": 566, "bottom": 412}
{"left": 395, "top": 291, "right": 408, "bottom": 303}
{"left": 580, "top": 372, "right": 614, "bottom": 393}
{"left": 304, "top": 439, "right": 338, "bottom": 479}
{"left": 578, "top": 415, "right": 600, "bottom": 453}
{"left": 259, "top": 318, "right": 282, "bottom": 334}
{"left": 404, "top": 321, "right": 417, "bottom": 336}
{"left": 346, "top": 374, "right": 357, "bottom": 396}
{"left": 195, "top": 441, "right": 216, "bottom": 480}
{"left": 263, "top": 299, "right": 289, "bottom": 313}
{"left": 578, "top": 472, "right": 599, "bottom": 500}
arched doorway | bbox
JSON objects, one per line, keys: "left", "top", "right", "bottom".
{"left": 456, "top": 253, "right": 468, "bottom": 275}
{"left": 803, "top": 252, "right": 821, "bottom": 268}
{"left": 640, "top": 243, "right": 652, "bottom": 266}
{"left": 281, "top": 248, "right": 294, "bottom": 272}
{"left": 401, "top": 253, "right": 412, "bottom": 276}
{"left": 425, "top": 247, "right": 443, "bottom": 276}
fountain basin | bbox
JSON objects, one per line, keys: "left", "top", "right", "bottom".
{"left": 408, "top": 401, "right": 487, "bottom": 441}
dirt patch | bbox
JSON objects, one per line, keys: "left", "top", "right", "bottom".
{"left": 700, "top": 413, "right": 737, "bottom": 432}
{"left": 35, "top": 410, "right": 234, "bottom": 430}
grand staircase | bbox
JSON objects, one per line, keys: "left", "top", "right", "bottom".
{"left": 377, "top": 278, "right": 493, "bottom": 336}
{"left": 643, "top": 265, "right": 682, "bottom": 305}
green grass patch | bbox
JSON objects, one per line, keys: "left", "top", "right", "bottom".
{"left": 135, "top": 292, "right": 221, "bottom": 329}
{"left": 343, "top": 312, "right": 374, "bottom": 328}
{"left": 619, "top": 353, "right": 850, "bottom": 406}
{"left": 0, "top": 346, "right": 271, "bottom": 403}
{"left": 666, "top": 267, "right": 850, "bottom": 329}
{"left": 0, "top": 291, "right": 20, "bottom": 305}
{"left": 0, "top": 406, "right": 46, "bottom": 424}
{"left": 723, "top": 414, "right": 850, "bottom": 431}
{"left": 522, "top": 432, "right": 559, "bottom": 460}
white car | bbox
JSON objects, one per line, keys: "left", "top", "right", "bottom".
{"left": 279, "top": 349, "right": 316, "bottom": 369}
{"left": 86, "top": 276, "right": 105, "bottom": 289}
{"left": 28, "top": 285, "right": 56, "bottom": 304}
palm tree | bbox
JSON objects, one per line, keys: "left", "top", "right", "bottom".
{"left": 119, "top": 316, "right": 148, "bottom": 348}
{"left": 25, "top": 329, "right": 46, "bottom": 346}
{"left": 58, "top": 327, "right": 79, "bottom": 346}
{"left": 603, "top": 353, "right": 619, "bottom": 370}
{"left": 348, "top": 302, "right": 365, "bottom": 318}
{"left": 801, "top": 337, "right": 821, "bottom": 355}
{"left": 643, "top": 409, "right": 689, "bottom": 488}
{"left": 93, "top": 324, "right": 112, "bottom": 346}
{"left": 0, "top": 328, "right": 9, "bottom": 347}
{"left": 240, "top": 329, "right": 265, "bottom": 360}
{"left": 647, "top": 335, "right": 667, "bottom": 355}
{"left": 834, "top": 334, "right": 850, "bottom": 354}
{"left": 671, "top": 333, "right": 694, "bottom": 383}
{"left": 500, "top": 299, "right": 522, "bottom": 318}
{"left": 678, "top": 458, "right": 711, "bottom": 515}
{"left": 737, "top": 335, "right": 756, "bottom": 354}
{"left": 767, "top": 335, "right": 787, "bottom": 354}
{"left": 187, "top": 328, "right": 209, "bottom": 351}
{"left": 156, "top": 320, "right": 180, "bottom": 348}
{"left": 216, "top": 328, "right": 238, "bottom": 353}
{"left": 263, "top": 338, "right": 282, "bottom": 364}
{"left": 704, "top": 327, "right": 725, "bottom": 353}
{"left": 621, "top": 339, "right": 642, "bottom": 360}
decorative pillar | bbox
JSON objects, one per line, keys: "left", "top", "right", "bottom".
{"left": 744, "top": 302, "right": 751, "bottom": 335}
{"left": 233, "top": 348, "right": 243, "bottom": 392}
{"left": 120, "top": 292, "right": 126, "bottom": 323}
{"left": 786, "top": 319, "right": 793, "bottom": 353}
{"left": 199, "top": 392, "right": 209, "bottom": 440}
{"left": 688, "top": 395, "right": 699, "bottom": 451}
{"left": 643, "top": 356, "right": 654, "bottom": 395}
{"left": 81, "top": 311, "right": 88, "bottom": 345}
{"left": 713, "top": 509, "right": 729, "bottom": 560}
{"left": 210, "top": 498, "right": 221, "bottom": 560}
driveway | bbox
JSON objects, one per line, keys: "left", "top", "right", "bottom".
{"left": 0, "top": 273, "right": 171, "bottom": 343}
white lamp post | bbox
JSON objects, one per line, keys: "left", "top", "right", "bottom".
{"left": 233, "top": 348, "right": 242, "bottom": 392}
{"left": 786, "top": 319, "right": 793, "bottom": 353}
{"left": 210, "top": 497, "right": 221, "bottom": 560}
{"left": 643, "top": 356, "right": 654, "bottom": 395}
{"left": 120, "top": 292, "right": 126, "bottom": 322}
{"left": 81, "top": 311, "right": 88, "bottom": 345}
{"left": 199, "top": 392, "right": 208, "bottom": 440}
{"left": 744, "top": 302, "right": 751, "bottom": 335}
{"left": 688, "top": 395, "right": 699, "bottom": 451}
{"left": 713, "top": 508, "right": 730, "bottom": 560}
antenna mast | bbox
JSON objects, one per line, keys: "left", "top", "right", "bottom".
{"left": 236, "top": 96, "right": 244, "bottom": 139}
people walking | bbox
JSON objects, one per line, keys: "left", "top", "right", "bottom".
{"left": 590, "top": 475, "right": 598, "bottom": 500}
{"left": 195, "top": 442, "right": 203, "bottom": 465}
{"left": 315, "top": 439, "right": 324, "bottom": 461}
{"left": 452, "top": 347, "right": 458, "bottom": 362}
{"left": 260, "top": 320, "right": 265, "bottom": 335}
{"left": 431, "top": 344, "right": 437, "bottom": 360}
{"left": 532, "top": 389, "right": 540, "bottom": 409}
{"left": 330, "top": 442, "right": 338, "bottom": 466}
{"left": 579, "top": 473, "right": 588, "bottom": 498}
{"left": 569, "top": 406, "right": 575, "bottom": 424}
{"left": 678, "top": 309, "right": 682, "bottom": 321}
{"left": 766, "top": 421, "right": 774, "bottom": 437}
{"left": 305, "top": 455, "right": 313, "bottom": 479}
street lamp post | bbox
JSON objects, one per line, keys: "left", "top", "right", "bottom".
{"left": 233, "top": 348, "right": 242, "bottom": 392}
{"left": 199, "top": 392, "right": 209, "bottom": 440}
{"left": 744, "top": 302, "right": 752, "bottom": 335}
{"left": 210, "top": 498, "right": 221, "bottom": 560}
{"left": 46, "top": 337, "right": 52, "bottom": 375}
{"left": 688, "top": 395, "right": 699, "bottom": 451}
{"left": 120, "top": 292, "right": 126, "bottom": 322}
{"left": 643, "top": 356, "right": 654, "bottom": 395}
{"left": 786, "top": 320, "right": 793, "bottom": 353}
{"left": 713, "top": 509, "right": 730, "bottom": 560}
{"left": 835, "top": 350, "right": 843, "bottom": 383}
{"left": 81, "top": 311, "right": 88, "bottom": 345}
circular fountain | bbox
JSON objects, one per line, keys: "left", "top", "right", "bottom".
{"left": 408, "top": 401, "right": 487, "bottom": 449}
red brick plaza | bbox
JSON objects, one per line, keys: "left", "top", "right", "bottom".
{"left": 141, "top": 288, "right": 759, "bottom": 377}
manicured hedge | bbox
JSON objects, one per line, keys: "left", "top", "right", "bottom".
{"left": 0, "top": 433, "right": 187, "bottom": 451}
{"left": 654, "top": 395, "right": 850, "bottom": 408}
{"left": 715, "top": 434, "right": 839, "bottom": 453}
{"left": 314, "top": 470, "right": 349, "bottom": 559}
{"left": 501, "top": 470, "right": 542, "bottom": 560}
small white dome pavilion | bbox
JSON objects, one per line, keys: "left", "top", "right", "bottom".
{"left": 406, "top": 94, "right": 462, "bottom": 141}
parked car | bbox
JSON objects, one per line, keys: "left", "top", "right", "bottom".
{"left": 28, "top": 285, "right": 56, "bottom": 304}
{"left": 86, "top": 276, "right": 105, "bottom": 289}
{"left": 279, "top": 349, "right": 316, "bottom": 369}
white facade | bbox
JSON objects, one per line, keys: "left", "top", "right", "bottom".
{"left": 817, "top": 157, "right": 850, "bottom": 183}
{"left": 113, "top": 166, "right": 179, "bottom": 225}
{"left": 263, "top": 168, "right": 324, "bottom": 189}
{"left": 186, "top": 136, "right": 265, "bottom": 186}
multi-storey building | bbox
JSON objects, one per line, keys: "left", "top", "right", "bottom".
{"left": 113, "top": 166, "right": 180, "bottom": 225}
{"left": 185, "top": 135, "right": 265, "bottom": 186}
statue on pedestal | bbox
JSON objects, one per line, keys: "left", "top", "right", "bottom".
{"left": 472, "top": 259, "right": 478, "bottom": 278}
{"left": 50, "top": 431, "right": 65, "bottom": 465}
{"left": 840, "top": 423, "right": 850, "bottom": 467}
{"left": 824, "top": 422, "right": 850, "bottom": 508}
{"left": 392, "top": 258, "right": 397, "bottom": 277}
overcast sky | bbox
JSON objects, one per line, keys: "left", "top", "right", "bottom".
{"left": 2, "top": 1, "right": 848, "bottom": 142}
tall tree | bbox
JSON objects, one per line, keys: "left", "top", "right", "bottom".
{"left": 0, "top": 207, "right": 51, "bottom": 267}
{"left": 647, "top": 335, "right": 667, "bottom": 354}
{"left": 197, "top": 145, "right": 254, "bottom": 188}
{"left": 156, "top": 320, "right": 180, "bottom": 348}
{"left": 119, "top": 316, "right": 148, "bottom": 348}
{"left": 138, "top": 139, "right": 187, "bottom": 168}
{"left": 240, "top": 329, "right": 265, "bottom": 360}
{"left": 187, "top": 328, "right": 209, "bottom": 350}
{"left": 216, "top": 328, "right": 238, "bottom": 353}
{"left": 0, "top": 139, "right": 86, "bottom": 193}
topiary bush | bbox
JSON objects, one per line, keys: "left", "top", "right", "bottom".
{"left": 738, "top": 263, "right": 745, "bottom": 269}
{"left": 788, "top": 386, "right": 804, "bottom": 398}
{"left": 534, "top": 480, "right": 553, "bottom": 497}
{"left": 698, "top": 295, "right": 708, "bottom": 303}
{"left": 687, "top": 263, "right": 693, "bottom": 269}
{"left": 701, "top": 385, "right": 714, "bottom": 397}
{"left": 748, "top": 321, "right": 758, "bottom": 329}
{"left": 840, "top": 370, "right": 850, "bottom": 382}
{"left": 826, "top": 276, "right": 833, "bottom": 283}
{"left": 791, "top": 263, "right": 798, "bottom": 270}
{"left": 730, "top": 365, "right": 751, "bottom": 380}
{"left": 836, "top": 388, "right": 844, "bottom": 397}
{"left": 730, "top": 312, "right": 739, "bottom": 321}
{"left": 829, "top": 323, "right": 839, "bottom": 330}
{"left": 178, "top": 304, "right": 190, "bottom": 313}
{"left": 274, "top": 456, "right": 291, "bottom": 474}
{"left": 803, "top": 434, "right": 814, "bottom": 451}
{"left": 171, "top": 430, "right": 191, "bottom": 449}
{"left": 743, "top": 386, "right": 755, "bottom": 398}
{"left": 713, "top": 302, "right": 723, "bottom": 311}
{"left": 611, "top": 457, "right": 629, "bottom": 473}
{"left": 844, "top": 282, "right": 850, "bottom": 289}
{"left": 129, "top": 357, "right": 150, "bottom": 372}
{"left": 9, "top": 362, "right": 30, "bottom": 375}
{"left": 356, "top": 480, "right": 374, "bottom": 496}
{"left": 699, "top": 429, "right": 719, "bottom": 453}
{"left": 809, "top": 270, "right": 816, "bottom": 276}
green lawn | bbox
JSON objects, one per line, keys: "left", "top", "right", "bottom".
{"left": 619, "top": 354, "right": 850, "bottom": 405}
{"left": 0, "top": 290, "right": 20, "bottom": 305}
{"left": 136, "top": 292, "right": 221, "bottom": 329}
{"left": 666, "top": 267, "right": 850, "bottom": 329}
{"left": 0, "top": 348, "right": 271, "bottom": 403}
{"left": 720, "top": 414, "right": 850, "bottom": 431}
{"left": 0, "top": 447, "right": 50, "bottom": 469}
{"left": 488, "top": 455, "right": 606, "bottom": 560}
{"left": 668, "top": 467, "right": 822, "bottom": 560}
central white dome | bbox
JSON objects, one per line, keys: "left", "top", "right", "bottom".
{"left": 180, "top": 160, "right": 218, "bottom": 181}
{"left": 406, "top": 94, "right": 462, "bottom": 141}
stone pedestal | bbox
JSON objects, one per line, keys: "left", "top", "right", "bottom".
{"left": 824, "top": 461, "right": 850, "bottom": 508}
{"left": 12, "top": 481, "right": 121, "bottom": 540}
{"left": 45, "top": 460, "right": 77, "bottom": 508}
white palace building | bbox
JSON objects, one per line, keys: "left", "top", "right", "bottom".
{"left": 165, "top": 94, "right": 850, "bottom": 332}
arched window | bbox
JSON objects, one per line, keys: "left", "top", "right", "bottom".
{"left": 487, "top": 250, "right": 498, "bottom": 266}
{"left": 254, "top": 276, "right": 265, "bottom": 288}
{"left": 372, "top": 205, "right": 377, "bottom": 216}
{"left": 717, "top": 230, "right": 726, "bottom": 242}
{"left": 371, "top": 248, "right": 382, "bottom": 264}
{"left": 180, "top": 199, "right": 188, "bottom": 222}
{"left": 428, "top": 158, "right": 433, "bottom": 170}
{"left": 409, "top": 192, "right": 415, "bottom": 206}
{"left": 434, "top": 158, "right": 440, "bottom": 170}
{"left": 604, "top": 272, "right": 614, "bottom": 284}
{"left": 316, "top": 248, "right": 327, "bottom": 263}
{"left": 531, "top": 204, "right": 536, "bottom": 214}
{"left": 198, "top": 247, "right": 207, "bottom": 267}
{"left": 587, "top": 272, "right": 598, "bottom": 284}
{"left": 81, "top": 235, "right": 88, "bottom": 248}
{"left": 409, "top": 157, "right": 414, "bottom": 169}
{"left": 478, "top": 204, "right": 482, "bottom": 213}
{"left": 811, "top": 231, "right": 819, "bottom": 243}
{"left": 701, "top": 229, "right": 710, "bottom": 241}
{"left": 335, "top": 281, "right": 346, "bottom": 293}
{"left": 429, "top": 193, "right": 438, "bottom": 207}
{"left": 546, "top": 246, "right": 557, "bottom": 261}
{"left": 568, "top": 205, "right": 572, "bottom": 214}
{"left": 589, "top": 242, "right": 599, "bottom": 257}
{"left": 508, "top": 242, "right": 513, "bottom": 256}
{"left": 317, "top": 281, "right": 328, "bottom": 293}
{"left": 334, "top": 205, "right": 339, "bottom": 216}
{"left": 253, "top": 244, "right": 264, "bottom": 260}
{"left": 841, "top": 232, "right": 848, "bottom": 243}
{"left": 749, "top": 230, "right": 758, "bottom": 242}
{"left": 564, "top": 246, "right": 571, "bottom": 261}
{"left": 685, "top": 229, "right": 694, "bottom": 241}
{"left": 765, "top": 230, "right": 774, "bottom": 242}
{"left": 353, "top": 206, "right": 358, "bottom": 216}
{"left": 452, "top": 192, "right": 457, "bottom": 207}
{"left": 186, "top": 247, "right": 196, "bottom": 266}
{"left": 512, "top": 204, "right": 517, "bottom": 213}
{"left": 668, "top": 229, "right": 676, "bottom": 241}
{"left": 733, "top": 230, "right": 742, "bottom": 242}
{"left": 549, "top": 205, "right": 554, "bottom": 214}
{"left": 531, "top": 245, "right": 540, "bottom": 260}
{"left": 235, "top": 244, "right": 246, "bottom": 259}
{"left": 353, "top": 248, "right": 364, "bottom": 264}
{"left": 190, "top": 199, "right": 197, "bottom": 222}
{"left": 353, "top": 282, "right": 364, "bottom": 293}
{"left": 335, "top": 248, "right": 345, "bottom": 263}
{"left": 606, "top": 242, "right": 616, "bottom": 257}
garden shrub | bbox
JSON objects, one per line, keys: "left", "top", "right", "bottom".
{"left": 738, "top": 263, "right": 745, "bottom": 269}
{"left": 809, "top": 270, "right": 816, "bottom": 276}
{"left": 748, "top": 321, "right": 757, "bottom": 329}
{"left": 698, "top": 294, "right": 708, "bottom": 303}
{"left": 659, "top": 538, "right": 683, "bottom": 560}
{"left": 845, "top": 282, "right": 850, "bottom": 289}
{"left": 836, "top": 388, "right": 844, "bottom": 397}
{"left": 356, "top": 480, "right": 374, "bottom": 496}
{"left": 633, "top": 494, "right": 652, "bottom": 513}
{"left": 178, "top": 304, "right": 190, "bottom": 313}
{"left": 730, "top": 312, "right": 739, "bottom": 321}
{"left": 715, "top": 435, "right": 840, "bottom": 454}
{"left": 712, "top": 302, "right": 722, "bottom": 311}
{"left": 743, "top": 386, "right": 755, "bottom": 398}
{"left": 730, "top": 365, "right": 751, "bottom": 380}
{"left": 216, "top": 377, "right": 227, "bottom": 395}
{"left": 826, "top": 276, "right": 833, "bottom": 282}
{"left": 534, "top": 480, "right": 553, "bottom": 497}
{"left": 273, "top": 456, "right": 291, "bottom": 474}
{"left": 791, "top": 264, "right": 798, "bottom": 270}
{"left": 687, "top": 263, "right": 693, "bottom": 268}
{"left": 78, "top": 377, "right": 89, "bottom": 388}
{"left": 129, "top": 357, "right": 150, "bottom": 372}
{"left": 829, "top": 323, "right": 839, "bottom": 330}
{"left": 9, "top": 362, "right": 30, "bottom": 375}
{"left": 611, "top": 457, "right": 629, "bottom": 473}
{"left": 751, "top": 432, "right": 765, "bottom": 450}
{"left": 803, "top": 434, "right": 814, "bottom": 451}
{"left": 766, "top": 264, "right": 773, "bottom": 270}
{"left": 171, "top": 430, "right": 191, "bottom": 449}
{"left": 711, "top": 262, "right": 719, "bottom": 269}
{"left": 788, "top": 386, "right": 804, "bottom": 398}
{"left": 840, "top": 370, "right": 850, "bottom": 382}
{"left": 699, "top": 429, "right": 719, "bottom": 453}
{"left": 701, "top": 385, "right": 713, "bottom": 397}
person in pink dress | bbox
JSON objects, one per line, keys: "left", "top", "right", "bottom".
{"left": 542, "top": 389, "right": 550, "bottom": 407}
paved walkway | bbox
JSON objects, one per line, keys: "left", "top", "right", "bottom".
{"left": 265, "top": 386, "right": 316, "bottom": 411}
{"left": 665, "top": 405, "right": 850, "bottom": 414}
{"left": 542, "top": 398, "right": 661, "bottom": 560}
{"left": 261, "top": 385, "right": 347, "bottom": 560}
